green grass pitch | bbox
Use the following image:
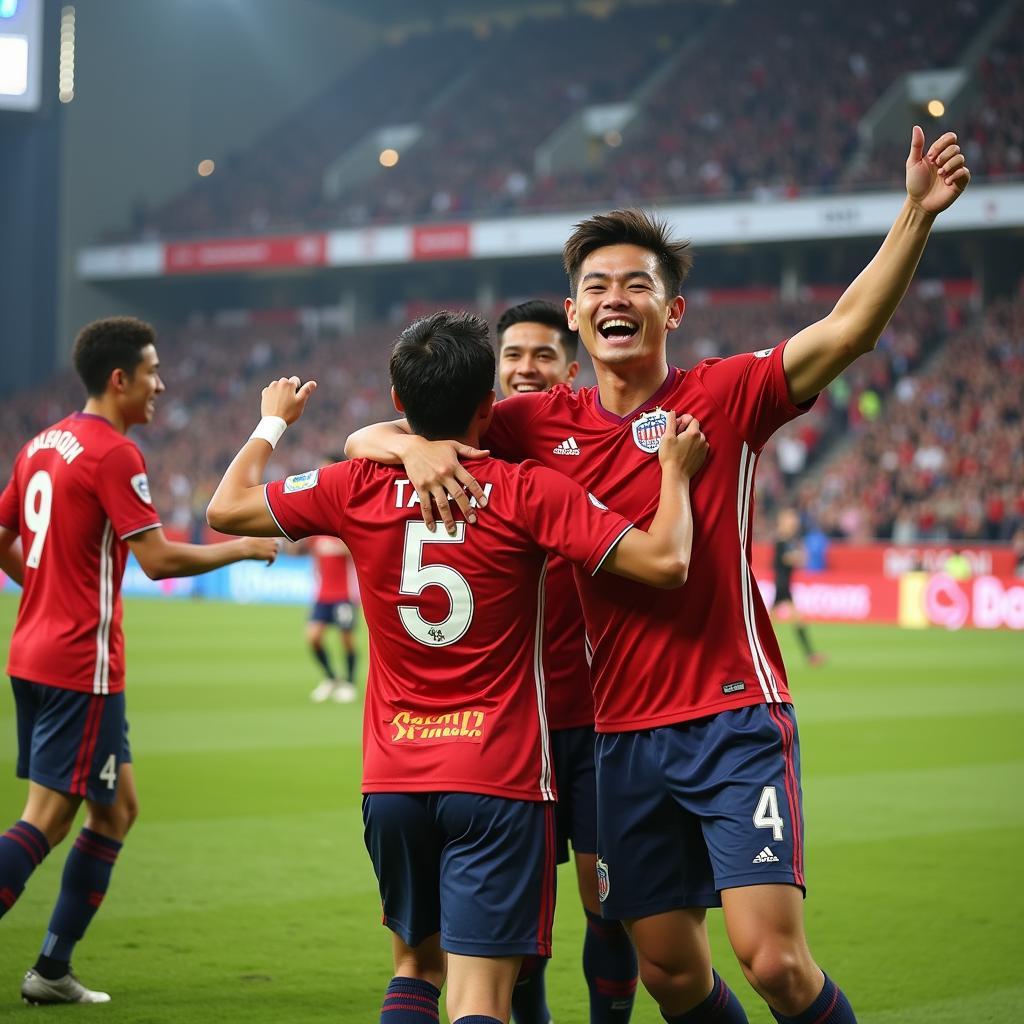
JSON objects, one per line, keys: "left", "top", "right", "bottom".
{"left": 0, "top": 594, "right": 1021, "bottom": 1022}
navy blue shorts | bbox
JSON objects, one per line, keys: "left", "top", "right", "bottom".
{"left": 12, "top": 678, "right": 131, "bottom": 806}
{"left": 595, "top": 704, "right": 805, "bottom": 920}
{"left": 551, "top": 725, "right": 598, "bottom": 862}
{"left": 362, "top": 792, "right": 557, "bottom": 957}
{"left": 310, "top": 600, "right": 356, "bottom": 629}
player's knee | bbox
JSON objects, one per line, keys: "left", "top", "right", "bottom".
{"left": 737, "top": 945, "right": 809, "bottom": 1001}
{"left": 637, "top": 953, "right": 707, "bottom": 1005}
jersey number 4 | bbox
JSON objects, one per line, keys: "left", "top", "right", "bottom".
{"left": 23, "top": 470, "right": 54, "bottom": 569}
{"left": 753, "top": 785, "right": 785, "bottom": 841}
{"left": 398, "top": 521, "right": 474, "bottom": 647}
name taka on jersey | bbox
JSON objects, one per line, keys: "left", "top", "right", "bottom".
{"left": 631, "top": 407, "right": 668, "bottom": 454}
{"left": 391, "top": 708, "right": 486, "bottom": 744}
{"left": 393, "top": 479, "right": 493, "bottom": 509}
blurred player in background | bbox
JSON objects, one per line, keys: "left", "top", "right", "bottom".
{"left": 348, "top": 127, "right": 971, "bottom": 1024}
{"left": 771, "top": 508, "right": 825, "bottom": 667}
{"left": 0, "top": 317, "right": 279, "bottom": 1006}
{"left": 208, "top": 311, "right": 707, "bottom": 1024}
{"left": 307, "top": 457, "right": 360, "bottom": 704}
{"left": 498, "top": 301, "right": 638, "bottom": 1024}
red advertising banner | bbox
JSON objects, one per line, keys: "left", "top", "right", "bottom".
{"left": 164, "top": 233, "right": 326, "bottom": 274}
{"left": 755, "top": 573, "right": 900, "bottom": 624}
{"left": 751, "top": 542, "right": 1015, "bottom": 578}
{"left": 412, "top": 223, "right": 470, "bottom": 261}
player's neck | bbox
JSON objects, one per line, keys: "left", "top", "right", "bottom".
{"left": 82, "top": 396, "right": 129, "bottom": 435}
{"left": 593, "top": 359, "right": 671, "bottom": 418}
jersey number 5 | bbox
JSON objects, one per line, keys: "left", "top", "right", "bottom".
{"left": 23, "top": 470, "right": 54, "bottom": 569}
{"left": 398, "top": 521, "right": 474, "bottom": 647}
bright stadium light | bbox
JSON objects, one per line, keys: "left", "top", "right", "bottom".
{"left": 58, "top": 5, "right": 75, "bottom": 103}
{"left": 379, "top": 148, "right": 399, "bottom": 168}
{"left": 927, "top": 99, "right": 945, "bottom": 118}
{"left": 0, "top": 0, "right": 18, "bottom": 18}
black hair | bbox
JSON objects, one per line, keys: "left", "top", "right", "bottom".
{"left": 496, "top": 299, "right": 579, "bottom": 361}
{"left": 389, "top": 311, "right": 495, "bottom": 439}
{"left": 72, "top": 316, "right": 156, "bottom": 397}
{"left": 563, "top": 208, "right": 693, "bottom": 297}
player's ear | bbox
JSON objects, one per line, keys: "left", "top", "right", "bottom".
{"left": 109, "top": 367, "right": 129, "bottom": 394}
{"left": 391, "top": 386, "right": 405, "bottom": 415}
{"left": 666, "top": 295, "right": 685, "bottom": 331}
{"left": 565, "top": 360, "right": 580, "bottom": 385}
{"left": 565, "top": 296, "right": 580, "bottom": 331}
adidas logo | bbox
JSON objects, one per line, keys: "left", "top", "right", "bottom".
{"left": 552, "top": 436, "right": 581, "bottom": 456}
{"left": 752, "top": 846, "right": 780, "bottom": 864}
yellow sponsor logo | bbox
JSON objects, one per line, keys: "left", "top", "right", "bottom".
{"left": 391, "top": 709, "right": 486, "bottom": 744}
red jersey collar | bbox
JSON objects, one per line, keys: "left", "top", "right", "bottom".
{"left": 594, "top": 367, "right": 682, "bottom": 425}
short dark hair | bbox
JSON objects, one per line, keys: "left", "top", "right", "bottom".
{"left": 496, "top": 300, "right": 579, "bottom": 361}
{"left": 390, "top": 311, "right": 495, "bottom": 440}
{"left": 72, "top": 316, "right": 156, "bottom": 397}
{"left": 563, "top": 209, "right": 693, "bottom": 297}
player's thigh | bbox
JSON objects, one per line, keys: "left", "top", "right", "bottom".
{"left": 86, "top": 759, "right": 138, "bottom": 841}
{"left": 678, "top": 704, "right": 806, "bottom": 895}
{"left": 551, "top": 725, "right": 597, "bottom": 865}
{"left": 595, "top": 730, "right": 719, "bottom": 921}
{"left": 436, "top": 794, "right": 556, "bottom": 958}
{"left": 391, "top": 930, "right": 446, "bottom": 990}
{"left": 363, "top": 793, "right": 443, "bottom": 948}
{"left": 628, "top": 906, "right": 710, "bottom": 979}
{"left": 12, "top": 678, "right": 126, "bottom": 807}
{"left": 720, "top": 883, "right": 812, "bottom": 968}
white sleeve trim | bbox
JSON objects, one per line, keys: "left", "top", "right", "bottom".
{"left": 264, "top": 485, "right": 297, "bottom": 542}
{"left": 591, "top": 524, "right": 634, "bottom": 575}
{"left": 120, "top": 521, "right": 162, "bottom": 541}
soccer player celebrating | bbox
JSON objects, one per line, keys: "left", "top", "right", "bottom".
{"left": 771, "top": 507, "right": 824, "bottom": 667}
{"left": 207, "top": 310, "right": 708, "bottom": 1024}
{"left": 347, "top": 128, "right": 971, "bottom": 1024}
{"left": 498, "top": 301, "right": 638, "bottom": 1024}
{"left": 0, "top": 316, "right": 279, "bottom": 1005}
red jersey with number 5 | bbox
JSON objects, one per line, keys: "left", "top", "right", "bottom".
{"left": 265, "top": 457, "right": 631, "bottom": 802}
{"left": 482, "top": 343, "right": 815, "bottom": 733}
{"left": 0, "top": 412, "right": 162, "bottom": 694}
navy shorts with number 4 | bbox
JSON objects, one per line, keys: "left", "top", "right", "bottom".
{"left": 595, "top": 703, "right": 805, "bottom": 920}
{"left": 12, "top": 677, "right": 130, "bottom": 805}
{"left": 363, "top": 792, "right": 557, "bottom": 956}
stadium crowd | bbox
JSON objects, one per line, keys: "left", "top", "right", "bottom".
{"left": 114, "top": 0, "right": 1011, "bottom": 242}
{"left": 4, "top": 289, "right": 1017, "bottom": 547}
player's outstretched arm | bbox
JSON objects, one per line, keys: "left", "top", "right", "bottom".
{"left": 207, "top": 375, "right": 316, "bottom": 537}
{"left": 128, "top": 527, "right": 279, "bottom": 580}
{"left": 0, "top": 525, "right": 24, "bottom": 586}
{"left": 345, "top": 419, "right": 489, "bottom": 535}
{"left": 783, "top": 126, "right": 971, "bottom": 405}
{"left": 602, "top": 412, "right": 707, "bottom": 588}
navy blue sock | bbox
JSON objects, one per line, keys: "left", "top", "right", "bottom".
{"left": 0, "top": 820, "right": 50, "bottom": 918}
{"left": 345, "top": 649, "right": 357, "bottom": 682}
{"left": 311, "top": 643, "right": 335, "bottom": 679}
{"left": 662, "top": 970, "right": 749, "bottom": 1023}
{"left": 583, "top": 909, "right": 637, "bottom": 1023}
{"left": 33, "top": 828, "right": 121, "bottom": 978}
{"left": 453, "top": 1018, "right": 503, "bottom": 1024}
{"left": 511, "top": 955, "right": 551, "bottom": 1024}
{"left": 770, "top": 974, "right": 856, "bottom": 1024}
{"left": 380, "top": 976, "right": 441, "bottom": 1023}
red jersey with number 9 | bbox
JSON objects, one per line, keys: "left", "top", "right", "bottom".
{"left": 265, "top": 457, "right": 632, "bottom": 802}
{"left": 0, "top": 412, "right": 162, "bottom": 694}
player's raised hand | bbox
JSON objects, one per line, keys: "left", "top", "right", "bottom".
{"left": 906, "top": 126, "right": 970, "bottom": 216}
{"left": 261, "top": 376, "right": 317, "bottom": 425}
{"left": 402, "top": 437, "right": 489, "bottom": 535}
{"left": 242, "top": 537, "right": 281, "bottom": 565}
{"left": 658, "top": 411, "right": 708, "bottom": 480}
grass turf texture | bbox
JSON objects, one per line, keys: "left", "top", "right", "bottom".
{"left": 0, "top": 594, "right": 1021, "bottom": 1022}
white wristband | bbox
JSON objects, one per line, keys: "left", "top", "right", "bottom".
{"left": 250, "top": 416, "right": 287, "bottom": 449}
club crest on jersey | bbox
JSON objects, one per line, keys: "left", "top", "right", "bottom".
{"left": 631, "top": 408, "right": 667, "bottom": 454}
{"left": 284, "top": 469, "right": 320, "bottom": 493}
{"left": 596, "top": 857, "right": 610, "bottom": 902}
{"left": 130, "top": 473, "right": 152, "bottom": 504}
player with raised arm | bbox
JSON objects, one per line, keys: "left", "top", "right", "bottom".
{"left": 346, "top": 129, "right": 971, "bottom": 1024}
{"left": 207, "top": 311, "right": 707, "bottom": 1024}
{"left": 0, "top": 317, "right": 279, "bottom": 1006}
{"left": 497, "top": 300, "right": 638, "bottom": 1024}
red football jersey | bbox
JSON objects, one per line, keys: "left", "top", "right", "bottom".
{"left": 310, "top": 536, "right": 354, "bottom": 603}
{"left": 542, "top": 556, "right": 594, "bottom": 730}
{"left": 265, "top": 457, "right": 631, "bottom": 802}
{"left": 483, "top": 342, "right": 814, "bottom": 733}
{"left": 0, "top": 413, "right": 162, "bottom": 694}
